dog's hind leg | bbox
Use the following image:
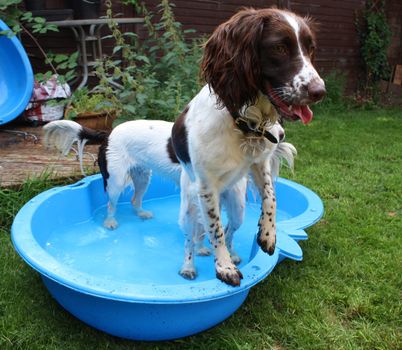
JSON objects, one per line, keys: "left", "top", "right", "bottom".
{"left": 221, "top": 178, "right": 247, "bottom": 265}
{"left": 130, "top": 167, "right": 153, "bottom": 219}
{"left": 104, "top": 174, "right": 126, "bottom": 230}
{"left": 194, "top": 224, "right": 211, "bottom": 256}
{"left": 178, "top": 172, "right": 198, "bottom": 279}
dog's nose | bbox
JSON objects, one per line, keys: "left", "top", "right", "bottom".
{"left": 279, "top": 131, "right": 285, "bottom": 141}
{"left": 307, "top": 79, "right": 326, "bottom": 103}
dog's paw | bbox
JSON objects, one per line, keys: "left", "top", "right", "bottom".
{"left": 257, "top": 234, "right": 276, "bottom": 255}
{"left": 231, "top": 253, "right": 242, "bottom": 265}
{"left": 179, "top": 267, "right": 197, "bottom": 280}
{"left": 136, "top": 209, "right": 153, "bottom": 219}
{"left": 104, "top": 217, "right": 118, "bottom": 230}
{"left": 196, "top": 246, "right": 211, "bottom": 256}
{"left": 215, "top": 263, "right": 243, "bottom": 287}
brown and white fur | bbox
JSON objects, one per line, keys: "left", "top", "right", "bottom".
{"left": 171, "top": 8, "right": 325, "bottom": 286}
{"left": 178, "top": 123, "right": 296, "bottom": 280}
{"left": 43, "top": 119, "right": 294, "bottom": 267}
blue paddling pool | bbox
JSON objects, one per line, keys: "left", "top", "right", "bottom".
{"left": 11, "top": 174, "right": 323, "bottom": 340}
{"left": 0, "top": 20, "right": 34, "bottom": 125}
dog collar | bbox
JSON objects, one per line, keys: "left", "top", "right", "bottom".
{"left": 231, "top": 91, "right": 279, "bottom": 143}
{"left": 232, "top": 112, "right": 278, "bottom": 144}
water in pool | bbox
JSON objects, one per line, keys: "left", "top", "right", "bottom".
{"left": 43, "top": 194, "right": 292, "bottom": 285}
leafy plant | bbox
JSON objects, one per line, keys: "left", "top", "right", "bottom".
{"left": 65, "top": 87, "right": 118, "bottom": 119}
{"left": 0, "top": 0, "right": 57, "bottom": 36}
{"left": 313, "top": 69, "right": 381, "bottom": 112}
{"left": 2, "top": 0, "right": 202, "bottom": 122}
{"left": 312, "top": 70, "right": 348, "bottom": 113}
{"left": 42, "top": 51, "right": 79, "bottom": 84}
{"left": 92, "top": 0, "right": 203, "bottom": 124}
{"left": 356, "top": 0, "right": 391, "bottom": 97}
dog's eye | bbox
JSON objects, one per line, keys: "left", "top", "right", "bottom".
{"left": 272, "top": 44, "right": 288, "bottom": 56}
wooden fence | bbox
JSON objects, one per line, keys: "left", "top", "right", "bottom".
{"left": 24, "top": 0, "right": 402, "bottom": 93}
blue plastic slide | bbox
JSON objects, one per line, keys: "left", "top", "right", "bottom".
{"left": 0, "top": 20, "right": 34, "bottom": 125}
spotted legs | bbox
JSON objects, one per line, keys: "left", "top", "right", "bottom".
{"left": 196, "top": 181, "right": 243, "bottom": 286}
{"left": 178, "top": 171, "right": 243, "bottom": 286}
{"left": 251, "top": 161, "right": 276, "bottom": 255}
{"left": 178, "top": 171, "right": 199, "bottom": 279}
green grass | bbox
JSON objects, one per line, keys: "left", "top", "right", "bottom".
{"left": 1, "top": 107, "right": 401, "bottom": 350}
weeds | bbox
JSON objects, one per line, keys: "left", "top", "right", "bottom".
{"left": 93, "top": 0, "right": 203, "bottom": 124}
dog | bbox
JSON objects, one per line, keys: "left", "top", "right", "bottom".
{"left": 178, "top": 125, "right": 297, "bottom": 280}
{"left": 43, "top": 119, "right": 294, "bottom": 267}
{"left": 171, "top": 8, "right": 325, "bottom": 286}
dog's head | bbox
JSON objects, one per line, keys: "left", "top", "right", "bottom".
{"left": 201, "top": 8, "right": 326, "bottom": 124}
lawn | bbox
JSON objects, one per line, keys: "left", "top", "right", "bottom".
{"left": 0, "top": 107, "right": 401, "bottom": 350}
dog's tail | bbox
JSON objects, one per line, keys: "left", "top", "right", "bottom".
{"left": 43, "top": 120, "right": 109, "bottom": 175}
{"left": 270, "top": 142, "right": 297, "bottom": 178}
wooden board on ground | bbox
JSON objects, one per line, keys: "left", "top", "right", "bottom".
{"left": 0, "top": 124, "right": 98, "bottom": 188}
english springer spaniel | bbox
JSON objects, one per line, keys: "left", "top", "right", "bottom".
{"left": 171, "top": 8, "right": 325, "bottom": 286}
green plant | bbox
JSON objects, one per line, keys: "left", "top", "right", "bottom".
{"left": 92, "top": 0, "right": 203, "bottom": 124}
{"left": 0, "top": 0, "right": 57, "bottom": 35}
{"left": 65, "top": 87, "right": 119, "bottom": 119}
{"left": 312, "top": 70, "right": 349, "bottom": 113}
{"left": 356, "top": 0, "right": 391, "bottom": 97}
{"left": 37, "top": 51, "right": 79, "bottom": 84}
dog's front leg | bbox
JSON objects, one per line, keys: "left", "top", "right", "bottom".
{"left": 251, "top": 161, "right": 276, "bottom": 255}
{"left": 197, "top": 182, "right": 243, "bottom": 286}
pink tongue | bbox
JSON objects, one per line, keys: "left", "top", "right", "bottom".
{"left": 292, "top": 105, "right": 313, "bottom": 124}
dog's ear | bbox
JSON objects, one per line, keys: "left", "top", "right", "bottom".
{"left": 201, "top": 9, "right": 266, "bottom": 113}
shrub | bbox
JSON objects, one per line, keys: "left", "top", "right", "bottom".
{"left": 64, "top": 87, "right": 117, "bottom": 119}
{"left": 93, "top": 0, "right": 203, "bottom": 124}
{"left": 313, "top": 70, "right": 348, "bottom": 113}
{"left": 356, "top": 0, "right": 391, "bottom": 97}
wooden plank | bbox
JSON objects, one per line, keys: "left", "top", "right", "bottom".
{"left": 36, "top": 0, "right": 401, "bottom": 96}
{"left": 392, "top": 65, "right": 402, "bottom": 85}
{"left": 0, "top": 126, "right": 98, "bottom": 188}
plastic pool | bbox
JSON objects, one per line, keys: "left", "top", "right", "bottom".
{"left": 12, "top": 174, "right": 323, "bottom": 340}
{"left": 0, "top": 20, "right": 34, "bottom": 125}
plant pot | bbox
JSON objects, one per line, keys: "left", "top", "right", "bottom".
{"left": 71, "top": 0, "right": 101, "bottom": 19}
{"left": 66, "top": 109, "right": 117, "bottom": 131}
{"left": 24, "top": 0, "right": 46, "bottom": 11}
